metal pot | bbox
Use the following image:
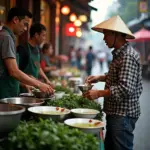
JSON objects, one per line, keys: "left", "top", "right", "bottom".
{"left": 0, "top": 104, "right": 25, "bottom": 138}
{"left": 32, "top": 91, "right": 50, "bottom": 98}
{"left": 32, "top": 89, "right": 55, "bottom": 99}
{"left": 0, "top": 97, "right": 44, "bottom": 120}
{"left": 78, "top": 84, "right": 94, "bottom": 93}
{"left": 0, "top": 97, "right": 44, "bottom": 108}
{"left": 68, "top": 77, "right": 82, "bottom": 93}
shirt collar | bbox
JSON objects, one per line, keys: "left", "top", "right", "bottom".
{"left": 2, "top": 26, "right": 16, "bottom": 41}
{"left": 112, "top": 42, "right": 129, "bottom": 56}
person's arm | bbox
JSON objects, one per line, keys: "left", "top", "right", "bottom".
{"left": 40, "top": 60, "right": 56, "bottom": 72}
{"left": 20, "top": 82, "right": 33, "bottom": 93}
{"left": 98, "top": 75, "right": 107, "bottom": 82}
{"left": 39, "top": 67, "right": 51, "bottom": 84}
{"left": 4, "top": 58, "right": 41, "bottom": 87}
{"left": 4, "top": 58, "right": 53, "bottom": 93}
{"left": 97, "top": 89, "right": 111, "bottom": 97}
{"left": 85, "top": 75, "right": 107, "bottom": 83}
{"left": 43, "top": 66, "right": 57, "bottom": 72}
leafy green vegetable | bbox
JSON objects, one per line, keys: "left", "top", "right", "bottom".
{"left": 4, "top": 119, "right": 99, "bottom": 150}
{"left": 46, "top": 94, "right": 103, "bottom": 120}
{"left": 54, "top": 85, "right": 73, "bottom": 94}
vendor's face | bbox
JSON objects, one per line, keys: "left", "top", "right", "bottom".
{"left": 13, "top": 16, "right": 30, "bottom": 35}
{"left": 35, "top": 30, "right": 47, "bottom": 45}
{"left": 48, "top": 45, "right": 53, "bottom": 56}
{"left": 103, "top": 30, "right": 115, "bottom": 48}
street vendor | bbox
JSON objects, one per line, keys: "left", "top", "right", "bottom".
{"left": 40, "top": 42, "right": 57, "bottom": 77}
{"left": 83, "top": 15, "right": 143, "bottom": 150}
{"left": 17, "top": 23, "right": 53, "bottom": 93}
{"left": 0, "top": 7, "right": 54, "bottom": 99}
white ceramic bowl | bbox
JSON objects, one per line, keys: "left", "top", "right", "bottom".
{"left": 71, "top": 108, "right": 100, "bottom": 119}
{"left": 28, "top": 106, "right": 70, "bottom": 121}
{"left": 64, "top": 118, "right": 104, "bottom": 134}
{"left": 55, "top": 92, "right": 65, "bottom": 99}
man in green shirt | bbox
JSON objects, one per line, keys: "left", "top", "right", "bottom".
{"left": 17, "top": 23, "right": 53, "bottom": 93}
{"left": 0, "top": 7, "right": 54, "bottom": 98}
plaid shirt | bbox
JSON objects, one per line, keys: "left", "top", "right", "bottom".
{"left": 104, "top": 42, "right": 143, "bottom": 118}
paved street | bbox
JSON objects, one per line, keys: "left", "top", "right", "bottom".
{"left": 91, "top": 60, "right": 150, "bottom": 150}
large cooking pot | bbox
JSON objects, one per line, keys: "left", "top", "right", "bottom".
{"left": 0, "top": 97, "right": 44, "bottom": 120}
{"left": 0, "top": 97, "right": 44, "bottom": 108}
{"left": 0, "top": 104, "right": 25, "bottom": 138}
{"left": 68, "top": 77, "right": 82, "bottom": 93}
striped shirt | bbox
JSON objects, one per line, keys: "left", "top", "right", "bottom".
{"left": 104, "top": 42, "right": 143, "bottom": 118}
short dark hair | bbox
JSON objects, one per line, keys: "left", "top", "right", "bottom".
{"left": 7, "top": 7, "right": 32, "bottom": 22}
{"left": 42, "top": 42, "right": 52, "bottom": 53}
{"left": 30, "top": 23, "right": 46, "bottom": 38}
{"left": 89, "top": 46, "right": 93, "bottom": 50}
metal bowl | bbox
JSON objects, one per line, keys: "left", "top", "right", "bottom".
{"left": 28, "top": 106, "right": 70, "bottom": 121}
{"left": 19, "top": 93, "right": 34, "bottom": 97}
{"left": 0, "top": 97, "right": 44, "bottom": 108}
{"left": 71, "top": 108, "right": 100, "bottom": 119}
{"left": 64, "top": 118, "right": 104, "bottom": 134}
{"left": 0, "top": 104, "right": 25, "bottom": 138}
{"left": 68, "top": 77, "right": 82, "bottom": 87}
{"left": 32, "top": 89, "right": 55, "bottom": 99}
{"left": 32, "top": 90, "right": 50, "bottom": 98}
{"left": 78, "top": 84, "right": 94, "bottom": 93}
{"left": 41, "top": 95, "right": 56, "bottom": 101}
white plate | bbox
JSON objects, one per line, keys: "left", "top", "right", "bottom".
{"left": 64, "top": 118, "right": 104, "bottom": 134}
{"left": 28, "top": 106, "right": 70, "bottom": 115}
{"left": 71, "top": 108, "right": 100, "bottom": 119}
{"left": 28, "top": 106, "right": 70, "bottom": 121}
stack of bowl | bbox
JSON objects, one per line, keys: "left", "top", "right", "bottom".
{"left": 64, "top": 108, "right": 104, "bottom": 134}
{"left": 0, "top": 97, "right": 44, "bottom": 120}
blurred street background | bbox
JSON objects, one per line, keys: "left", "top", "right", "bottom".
{"left": 0, "top": 0, "right": 150, "bottom": 149}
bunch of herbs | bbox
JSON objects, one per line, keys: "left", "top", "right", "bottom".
{"left": 5, "top": 119, "right": 99, "bottom": 150}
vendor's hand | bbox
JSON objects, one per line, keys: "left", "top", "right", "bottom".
{"left": 83, "top": 90, "right": 101, "bottom": 100}
{"left": 58, "top": 55, "right": 68, "bottom": 62}
{"left": 85, "top": 76, "right": 100, "bottom": 84}
{"left": 50, "top": 66, "right": 57, "bottom": 71}
{"left": 46, "top": 80, "right": 54, "bottom": 88}
{"left": 25, "top": 85, "right": 34, "bottom": 93}
{"left": 39, "top": 82, "right": 54, "bottom": 95}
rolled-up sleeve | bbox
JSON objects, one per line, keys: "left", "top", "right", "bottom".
{"left": 1, "top": 36, "right": 16, "bottom": 59}
{"left": 110, "top": 54, "right": 139, "bottom": 101}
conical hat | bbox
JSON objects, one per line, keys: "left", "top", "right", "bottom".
{"left": 92, "top": 15, "right": 135, "bottom": 39}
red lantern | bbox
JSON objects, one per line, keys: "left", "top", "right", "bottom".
{"left": 61, "top": 5, "right": 70, "bottom": 15}
{"left": 65, "top": 23, "right": 76, "bottom": 36}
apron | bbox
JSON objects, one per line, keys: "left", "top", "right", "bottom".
{"left": 20, "top": 43, "right": 40, "bottom": 93}
{"left": 0, "top": 28, "right": 19, "bottom": 98}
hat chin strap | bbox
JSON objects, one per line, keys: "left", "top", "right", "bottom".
{"left": 110, "top": 32, "right": 117, "bottom": 48}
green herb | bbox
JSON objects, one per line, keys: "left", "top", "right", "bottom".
{"left": 5, "top": 119, "right": 99, "bottom": 150}
{"left": 46, "top": 94, "right": 103, "bottom": 120}
{"left": 54, "top": 86, "right": 73, "bottom": 94}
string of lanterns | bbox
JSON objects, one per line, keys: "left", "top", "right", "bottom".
{"left": 61, "top": 5, "right": 88, "bottom": 38}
